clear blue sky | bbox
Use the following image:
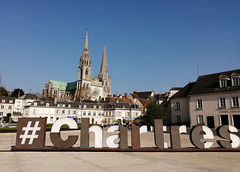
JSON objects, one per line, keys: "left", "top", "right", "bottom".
{"left": 0, "top": 0, "right": 239, "bottom": 95}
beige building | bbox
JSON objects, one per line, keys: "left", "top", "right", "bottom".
{"left": 0, "top": 97, "right": 15, "bottom": 122}
{"left": 23, "top": 100, "right": 141, "bottom": 124}
{"left": 0, "top": 94, "right": 38, "bottom": 123}
{"left": 42, "top": 30, "right": 111, "bottom": 102}
{"left": 170, "top": 69, "right": 240, "bottom": 128}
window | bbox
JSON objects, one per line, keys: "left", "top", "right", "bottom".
{"left": 220, "top": 79, "right": 227, "bottom": 88}
{"left": 50, "top": 109, "right": 54, "bottom": 114}
{"left": 63, "top": 104, "right": 65, "bottom": 107}
{"left": 57, "top": 110, "right": 60, "bottom": 114}
{"left": 93, "top": 106, "right": 96, "bottom": 109}
{"left": 175, "top": 102, "right": 180, "bottom": 110}
{"left": 1, "top": 105, "right": 4, "bottom": 109}
{"left": 62, "top": 110, "right": 65, "bottom": 115}
{"left": 98, "top": 112, "right": 101, "bottom": 116}
{"left": 85, "top": 69, "right": 89, "bottom": 75}
{"left": 68, "top": 110, "right": 71, "bottom": 115}
{"left": 176, "top": 116, "right": 181, "bottom": 124}
{"left": 122, "top": 105, "right": 125, "bottom": 109}
{"left": 34, "top": 103, "right": 37, "bottom": 106}
{"left": 219, "top": 98, "right": 226, "bottom": 108}
{"left": 9, "top": 100, "right": 13, "bottom": 103}
{"left": 0, "top": 112, "right": 3, "bottom": 116}
{"left": 88, "top": 111, "right": 91, "bottom": 116}
{"left": 79, "top": 105, "right": 82, "bottom": 108}
{"left": 93, "top": 111, "right": 96, "bottom": 116}
{"left": 118, "top": 112, "right": 121, "bottom": 117}
{"left": 46, "top": 103, "right": 49, "bottom": 107}
{"left": 232, "top": 97, "right": 239, "bottom": 107}
{"left": 2, "top": 100, "right": 5, "bottom": 103}
{"left": 17, "top": 101, "right": 20, "bottom": 107}
{"left": 197, "top": 115, "right": 204, "bottom": 125}
{"left": 83, "top": 105, "right": 87, "bottom": 108}
{"left": 8, "top": 105, "right": 12, "bottom": 109}
{"left": 39, "top": 109, "right": 43, "bottom": 114}
{"left": 33, "top": 109, "right": 36, "bottom": 114}
{"left": 232, "top": 77, "right": 239, "bottom": 86}
{"left": 197, "top": 99, "right": 203, "bottom": 109}
{"left": 83, "top": 111, "right": 86, "bottom": 116}
{"left": 73, "top": 111, "right": 76, "bottom": 115}
{"left": 98, "top": 106, "right": 102, "bottom": 109}
{"left": 68, "top": 104, "right": 71, "bottom": 108}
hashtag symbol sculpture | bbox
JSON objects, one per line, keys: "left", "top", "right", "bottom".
{"left": 19, "top": 121, "right": 41, "bottom": 144}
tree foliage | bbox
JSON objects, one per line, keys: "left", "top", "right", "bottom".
{"left": 142, "top": 101, "right": 168, "bottom": 126}
{"left": 10, "top": 88, "right": 25, "bottom": 97}
{"left": 0, "top": 87, "right": 8, "bottom": 96}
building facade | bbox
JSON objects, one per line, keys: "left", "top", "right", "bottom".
{"left": 170, "top": 69, "right": 240, "bottom": 128}
{"left": 22, "top": 100, "right": 141, "bottom": 124}
{"left": 42, "top": 30, "right": 111, "bottom": 102}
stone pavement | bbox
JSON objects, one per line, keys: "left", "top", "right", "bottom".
{"left": 0, "top": 130, "right": 240, "bottom": 172}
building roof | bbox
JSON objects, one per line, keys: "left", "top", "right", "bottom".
{"left": 0, "top": 96, "right": 16, "bottom": 103}
{"left": 104, "top": 96, "right": 133, "bottom": 103}
{"left": 50, "top": 80, "right": 77, "bottom": 91}
{"left": 171, "top": 82, "right": 195, "bottom": 98}
{"left": 19, "top": 93, "right": 38, "bottom": 100}
{"left": 131, "top": 91, "right": 154, "bottom": 99}
{"left": 66, "top": 81, "right": 77, "bottom": 91}
{"left": 172, "top": 69, "right": 240, "bottom": 98}
{"left": 50, "top": 80, "right": 68, "bottom": 90}
{"left": 188, "top": 69, "right": 240, "bottom": 95}
{"left": 138, "top": 98, "right": 152, "bottom": 107}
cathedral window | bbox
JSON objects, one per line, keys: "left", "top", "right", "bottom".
{"left": 85, "top": 69, "right": 89, "bottom": 75}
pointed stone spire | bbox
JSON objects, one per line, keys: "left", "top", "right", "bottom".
{"left": 100, "top": 43, "right": 108, "bottom": 76}
{"left": 83, "top": 29, "right": 89, "bottom": 52}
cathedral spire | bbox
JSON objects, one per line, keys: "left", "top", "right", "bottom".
{"left": 83, "top": 29, "right": 89, "bottom": 52}
{"left": 100, "top": 43, "right": 108, "bottom": 76}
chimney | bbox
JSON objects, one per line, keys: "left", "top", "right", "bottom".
{"left": 119, "top": 94, "right": 122, "bottom": 98}
{"left": 125, "top": 93, "right": 128, "bottom": 98}
{"left": 113, "top": 94, "right": 117, "bottom": 97}
{"left": 133, "top": 91, "right": 137, "bottom": 94}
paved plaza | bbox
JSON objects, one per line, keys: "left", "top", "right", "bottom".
{"left": 0, "top": 130, "right": 240, "bottom": 172}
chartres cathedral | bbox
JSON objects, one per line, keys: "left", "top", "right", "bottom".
{"left": 42, "top": 30, "right": 111, "bottom": 101}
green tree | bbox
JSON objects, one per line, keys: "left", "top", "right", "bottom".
{"left": 0, "top": 87, "right": 8, "bottom": 96}
{"left": 11, "top": 88, "right": 25, "bottom": 97}
{"left": 142, "top": 101, "right": 168, "bottom": 126}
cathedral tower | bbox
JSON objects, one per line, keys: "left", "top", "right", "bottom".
{"left": 99, "top": 43, "right": 111, "bottom": 98}
{"left": 75, "top": 30, "right": 92, "bottom": 101}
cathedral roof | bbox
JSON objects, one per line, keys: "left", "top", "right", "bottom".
{"left": 49, "top": 80, "right": 77, "bottom": 91}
